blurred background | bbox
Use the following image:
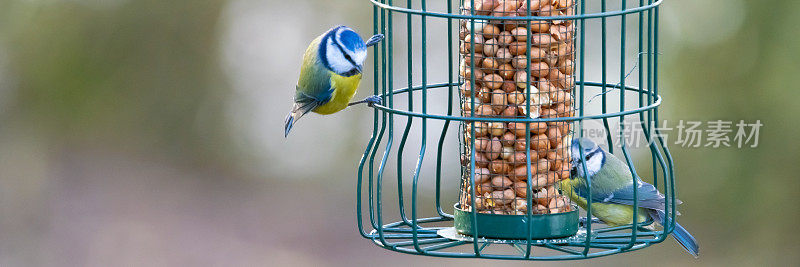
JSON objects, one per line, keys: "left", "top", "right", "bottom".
{"left": 1, "top": 0, "right": 798, "bottom": 266}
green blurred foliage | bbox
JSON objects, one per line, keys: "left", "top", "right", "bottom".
{"left": 1, "top": 0, "right": 232, "bottom": 163}
{"left": 662, "top": 0, "right": 800, "bottom": 264}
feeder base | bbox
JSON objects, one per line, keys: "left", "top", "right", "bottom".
{"left": 453, "top": 204, "right": 579, "bottom": 240}
{"left": 437, "top": 227, "right": 588, "bottom": 245}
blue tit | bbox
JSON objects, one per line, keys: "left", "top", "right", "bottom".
{"left": 560, "top": 137, "right": 699, "bottom": 258}
{"left": 284, "top": 25, "right": 384, "bottom": 137}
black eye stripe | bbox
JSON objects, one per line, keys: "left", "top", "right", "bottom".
{"left": 585, "top": 149, "right": 599, "bottom": 159}
{"left": 332, "top": 36, "right": 358, "bottom": 68}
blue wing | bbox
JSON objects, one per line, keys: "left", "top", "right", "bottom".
{"left": 295, "top": 85, "right": 334, "bottom": 109}
{"left": 284, "top": 85, "right": 333, "bottom": 137}
{"left": 290, "top": 84, "right": 334, "bottom": 123}
{"left": 574, "top": 179, "right": 680, "bottom": 211}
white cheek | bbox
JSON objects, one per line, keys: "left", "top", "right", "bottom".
{"left": 585, "top": 155, "right": 603, "bottom": 176}
{"left": 353, "top": 50, "right": 367, "bottom": 65}
{"left": 325, "top": 42, "right": 350, "bottom": 74}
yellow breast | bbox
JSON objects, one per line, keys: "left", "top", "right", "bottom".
{"left": 314, "top": 72, "right": 362, "bottom": 115}
{"left": 559, "top": 179, "right": 649, "bottom": 227}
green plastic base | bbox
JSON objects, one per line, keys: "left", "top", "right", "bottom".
{"left": 454, "top": 204, "right": 579, "bottom": 240}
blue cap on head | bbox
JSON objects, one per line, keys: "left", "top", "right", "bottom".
{"left": 572, "top": 137, "right": 597, "bottom": 151}
{"left": 318, "top": 25, "right": 369, "bottom": 76}
{"left": 337, "top": 28, "right": 366, "bottom": 54}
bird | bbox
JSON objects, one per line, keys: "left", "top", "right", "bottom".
{"left": 560, "top": 137, "right": 699, "bottom": 258}
{"left": 284, "top": 25, "right": 384, "bottom": 137}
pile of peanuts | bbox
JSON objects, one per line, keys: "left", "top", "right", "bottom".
{"left": 457, "top": 0, "right": 576, "bottom": 215}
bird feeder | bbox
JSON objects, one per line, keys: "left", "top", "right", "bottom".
{"left": 357, "top": 0, "right": 677, "bottom": 260}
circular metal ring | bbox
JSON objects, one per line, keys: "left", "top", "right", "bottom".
{"left": 369, "top": 0, "right": 662, "bottom": 21}
{"left": 372, "top": 81, "right": 661, "bottom": 123}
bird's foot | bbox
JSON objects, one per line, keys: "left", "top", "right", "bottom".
{"left": 365, "top": 34, "right": 385, "bottom": 47}
{"left": 579, "top": 217, "right": 603, "bottom": 226}
{"left": 348, "top": 95, "right": 382, "bottom": 107}
{"left": 364, "top": 95, "right": 382, "bottom": 106}
{"left": 637, "top": 226, "right": 657, "bottom": 232}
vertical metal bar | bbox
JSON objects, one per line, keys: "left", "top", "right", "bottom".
{"left": 434, "top": 0, "right": 456, "bottom": 218}
{"left": 644, "top": 0, "right": 659, "bottom": 236}
{"left": 645, "top": 0, "right": 653, "bottom": 177}
{"left": 637, "top": 0, "right": 658, "bottom": 193}
{"left": 619, "top": 2, "right": 627, "bottom": 136}
{"left": 395, "top": 0, "right": 416, "bottom": 227}
{"left": 654, "top": 4, "right": 677, "bottom": 239}
{"left": 647, "top": 1, "right": 673, "bottom": 243}
{"left": 375, "top": 0, "right": 396, "bottom": 245}
{"left": 646, "top": 0, "right": 657, "bottom": 191}
{"left": 637, "top": 0, "right": 669, "bottom": 245}
{"left": 366, "top": 0, "right": 391, "bottom": 234}
{"left": 578, "top": 0, "right": 592, "bottom": 256}
{"left": 467, "top": 0, "right": 481, "bottom": 256}
{"left": 357, "top": 0, "right": 383, "bottom": 239}
{"left": 411, "top": 0, "right": 429, "bottom": 253}
{"left": 600, "top": 0, "right": 614, "bottom": 153}
{"left": 523, "top": 0, "right": 534, "bottom": 259}
{"left": 615, "top": 0, "right": 642, "bottom": 251}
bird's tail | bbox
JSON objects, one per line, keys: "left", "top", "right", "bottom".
{"left": 284, "top": 101, "right": 317, "bottom": 137}
{"left": 652, "top": 210, "right": 699, "bottom": 258}
{"left": 284, "top": 111, "right": 298, "bottom": 138}
{"left": 673, "top": 222, "right": 699, "bottom": 258}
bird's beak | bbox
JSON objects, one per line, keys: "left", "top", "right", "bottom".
{"left": 569, "top": 157, "right": 577, "bottom": 177}
{"left": 342, "top": 66, "right": 362, "bottom": 77}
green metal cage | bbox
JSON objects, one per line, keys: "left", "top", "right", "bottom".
{"left": 356, "top": 0, "right": 676, "bottom": 260}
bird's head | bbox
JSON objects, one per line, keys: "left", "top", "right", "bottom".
{"left": 570, "top": 137, "right": 606, "bottom": 178}
{"left": 320, "top": 25, "right": 368, "bottom": 77}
